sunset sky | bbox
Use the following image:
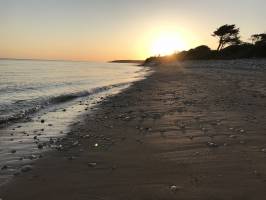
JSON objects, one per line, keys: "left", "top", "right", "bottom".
{"left": 0, "top": 0, "right": 265, "bottom": 61}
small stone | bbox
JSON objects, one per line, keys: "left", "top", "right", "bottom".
{"left": 29, "top": 155, "right": 37, "bottom": 160}
{"left": 11, "top": 149, "right": 16, "bottom": 153}
{"left": 88, "top": 162, "right": 97, "bottom": 167}
{"left": 229, "top": 135, "right": 237, "bottom": 139}
{"left": 72, "top": 141, "right": 79, "bottom": 147}
{"left": 124, "top": 116, "right": 130, "bottom": 120}
{"left": 14, "top": 171, "right": 21, "bottom": 176}
{"left": 188, "top": 136, "right": 194, "bottom": 140}
{"left": 56, "top": 144, "right": 63, "bottom": 151}
{"left": 83, "top": 134, "right": 90, "bottom": 139}
{"left": 1, "top": 165, "right": 8, "bottom": 170}
{"left": 207, "top": 142, "right": 219, "bottom": 148}
{"left": 170, "top": 185, "right": 181, "bottom": 192}
{"left": 49, "top": 138, "right": 54, "bottom": 144}
{"left": 21, "top": 165, "right": 32, "bottom": 173}
{"left": 239, "top": 129, "right": 245, "bottom": 133}
{"left": 38, "top": 144, "right": 44, "bottom": 149}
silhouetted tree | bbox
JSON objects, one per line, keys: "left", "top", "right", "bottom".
{"left": 250, "top": 33, "right": 266, "bottom": 57}
{"left": 250, "top": 33, "right": 266, "bottom": 45}
{"left": 212, "top": 24, "right": 241, "bottom": 51}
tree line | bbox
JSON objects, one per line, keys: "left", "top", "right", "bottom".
{"left": 144, "top": 24, "right": 266, "bottom": 65}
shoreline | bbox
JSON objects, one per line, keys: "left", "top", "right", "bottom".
{"left": 0, "top": 61, "right": 149, "bottom": 186}
{"left": 1, "top": 62, "right": 266, "bottom": 199}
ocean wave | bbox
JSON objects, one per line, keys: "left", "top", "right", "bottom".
{"left": 0, "top": 82, "right": 130, "bottom": 126}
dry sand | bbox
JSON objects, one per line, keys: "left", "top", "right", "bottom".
{"left": 1, "top": 62, "right": 266, "bottom": 200}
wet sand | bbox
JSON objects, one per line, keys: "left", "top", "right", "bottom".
{"left": 1, "top": 62, "right": 266, "bottom": 200}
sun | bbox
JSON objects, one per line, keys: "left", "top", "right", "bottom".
{"left": 151, "top": 32, "right": 187, "bottom": 56}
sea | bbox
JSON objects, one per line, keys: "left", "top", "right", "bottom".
{"left": 0, "top": 59, "right": 149, "bottom": 185}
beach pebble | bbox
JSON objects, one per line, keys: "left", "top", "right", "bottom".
{"left": 124, "top": 116, "right": 130, "bottom": 120}
{"left": 207, "top": 142, "right": 219, "bottom": 148}
{"left": 49, "top": 138, "right": 55, "bottom": 144}
{"left": 11, "top": 149, "right": 16, "bottom": 153}
{"left": 1, "top": 165, "right": 8, "bottom": 170}
{"left": 83, "top": 134, "right": 90, "bottom": 139}
{"left": 88, "top": 162, "right": 97, "bottom": 167}
{"left": 21, "top": 165, "right": 32, "bottom": 173}
{"left": 14, "top": 171, "right": 21, "bottom": 176}
{"left": 37, "top": 144, "right": 44, "bottom": 149}
{"left": 170, "top": 185, "right": 181, "bottom": 192}
{"left": 29, "top": 155, "right": 38, "bottom": 160}
{"left": 239, "top": 129, "right": 245, "bottom": 133}
{"left": 72, "top": 141, "right": 79, "bottom": 147}
{"left": 56, "top": 145, "right": 63, "bottom": 151}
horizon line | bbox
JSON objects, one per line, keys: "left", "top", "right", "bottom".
{"left": 0, "top": 57, "right": 145, "bottom": 63}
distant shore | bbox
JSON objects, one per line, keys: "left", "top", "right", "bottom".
{"left": 1, "top": 60, "right": 266, "bottom": 199}
{"left": 110, "top": 60, "right": 144, "bottom": 64}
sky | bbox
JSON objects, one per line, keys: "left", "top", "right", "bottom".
{"left": 0, "top": 0, "right": 265, "bottom": 61}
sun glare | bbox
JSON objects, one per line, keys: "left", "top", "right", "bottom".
{"left": 151, "top": 32, "right": 187, "bottom": 56}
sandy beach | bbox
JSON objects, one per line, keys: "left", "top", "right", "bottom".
{"left": 1, "top": 61, "right": 266, "bottom": 200}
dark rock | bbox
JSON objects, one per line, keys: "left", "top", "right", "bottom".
{"left": 11, "top": 149, "right": 16, "bottom": 153}
{"left": 37, "top": 144, "right": 44, "bottom": 149}
{"left": 1, "top": 165, "right": 8, "bottom": 170}
{"left": 21, "top": 165, "right": 32, "bottom": 173}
